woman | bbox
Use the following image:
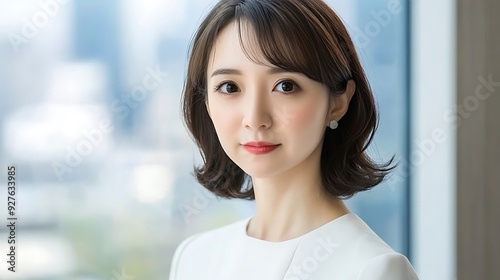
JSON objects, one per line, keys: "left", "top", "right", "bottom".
{"left": 170, "top": 0, "right": 419, "bottom": 279}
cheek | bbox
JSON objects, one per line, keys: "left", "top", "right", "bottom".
{"left": 288, "top": 100, "right": 326, "bottom": 133}
{"left": 208, "top": 102, "right": 239, "bottom": 139}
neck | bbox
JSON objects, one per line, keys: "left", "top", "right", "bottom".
{"left": 247, "top": 158, "right": 350, "bottom": 242}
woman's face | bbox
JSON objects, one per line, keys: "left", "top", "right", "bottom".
{"left": 205, "top": 21, "right": 347, "bottom": 178}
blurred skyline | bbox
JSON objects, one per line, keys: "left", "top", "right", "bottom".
{"left": 0, "top": 0, "right": 410, "bottom": 279}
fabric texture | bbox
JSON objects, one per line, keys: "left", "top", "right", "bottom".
{"left": 169, "top": 213, "right": 419, "bottom": 280}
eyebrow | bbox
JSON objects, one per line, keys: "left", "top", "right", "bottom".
{"left": 210, "top": 67, "right": 294, "bottom": 78}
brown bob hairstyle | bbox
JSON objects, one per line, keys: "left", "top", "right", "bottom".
{"left": 182, "top": 0, "right": 395, "bottom": 200}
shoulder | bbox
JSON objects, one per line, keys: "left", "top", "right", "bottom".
{"left": 293, "top": 213, "right": 397, "bottom": 260}
{"left": 356, "top": 252, "right": 419, "bottom": 280}
{"left": 343, "top": 214, "right": 418, "bottom": 279}
{"left": 284, "top": 213, "right": 419, "bottom": 279}
{"left": 180, "top": 217, "right": 247, "bottom": 251}
{"left": 169, "top": 217, "right": 248, "bottom": 279}
{"left": 173, "top": 217, "right": 247, "bottom": 253}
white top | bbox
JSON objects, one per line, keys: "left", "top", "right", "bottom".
{"left": 169, "top": 213, "right": 419, "bottom": 279}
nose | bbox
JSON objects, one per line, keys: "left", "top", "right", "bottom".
{"left": 242, "top": 87, "right": 272, "bottom": 130}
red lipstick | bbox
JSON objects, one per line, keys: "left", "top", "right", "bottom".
{"left": 243, "top": 142, "right": 280, "bottom": 155}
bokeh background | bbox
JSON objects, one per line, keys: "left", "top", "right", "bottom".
{"left": 0, "top": 0, "right": 467, "bottom": 279}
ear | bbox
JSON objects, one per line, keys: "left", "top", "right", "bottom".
{"left": 326, "top": 79, "right": 356, "bottom": 124}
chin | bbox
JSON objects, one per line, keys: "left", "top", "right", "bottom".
{"left": 240, "top": 162, "right": 289, "bottom": 179}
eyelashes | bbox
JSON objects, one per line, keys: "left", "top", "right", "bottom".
{"left": 213, "top": 79, "right": 301, "bottom": 95}
{"left": 213, "top": 81, "right": 239, "bottom": 95}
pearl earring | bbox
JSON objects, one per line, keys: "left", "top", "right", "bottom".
{"left": 329, "top": 120, "right": 338, "bottom": 129}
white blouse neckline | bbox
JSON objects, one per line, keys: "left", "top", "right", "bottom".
{"left": 241, "top": 212, "right": 356, "bottom": 245}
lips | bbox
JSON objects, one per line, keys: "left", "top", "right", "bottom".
{"left": 243, "top": 141, "right": 279, "bottom": 147}
{"left": 242, "top": 142, "right": 280, "bottom": 155}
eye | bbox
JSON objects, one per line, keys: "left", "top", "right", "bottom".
{"left": 274, "top": 80, "right": 299, "bottom": 94}
{"left": 214, "top": 81, "right": 240, "bottom": 95}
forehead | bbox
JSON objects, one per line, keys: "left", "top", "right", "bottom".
{"left": 207, "top": 21, "right": 272, "bottom": 72}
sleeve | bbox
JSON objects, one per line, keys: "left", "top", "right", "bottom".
{"left": 169, "top": 235, "right": 199, "bottom": 280}
{"left": 356, "top": 252, "right": 419, "bottom": 280}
